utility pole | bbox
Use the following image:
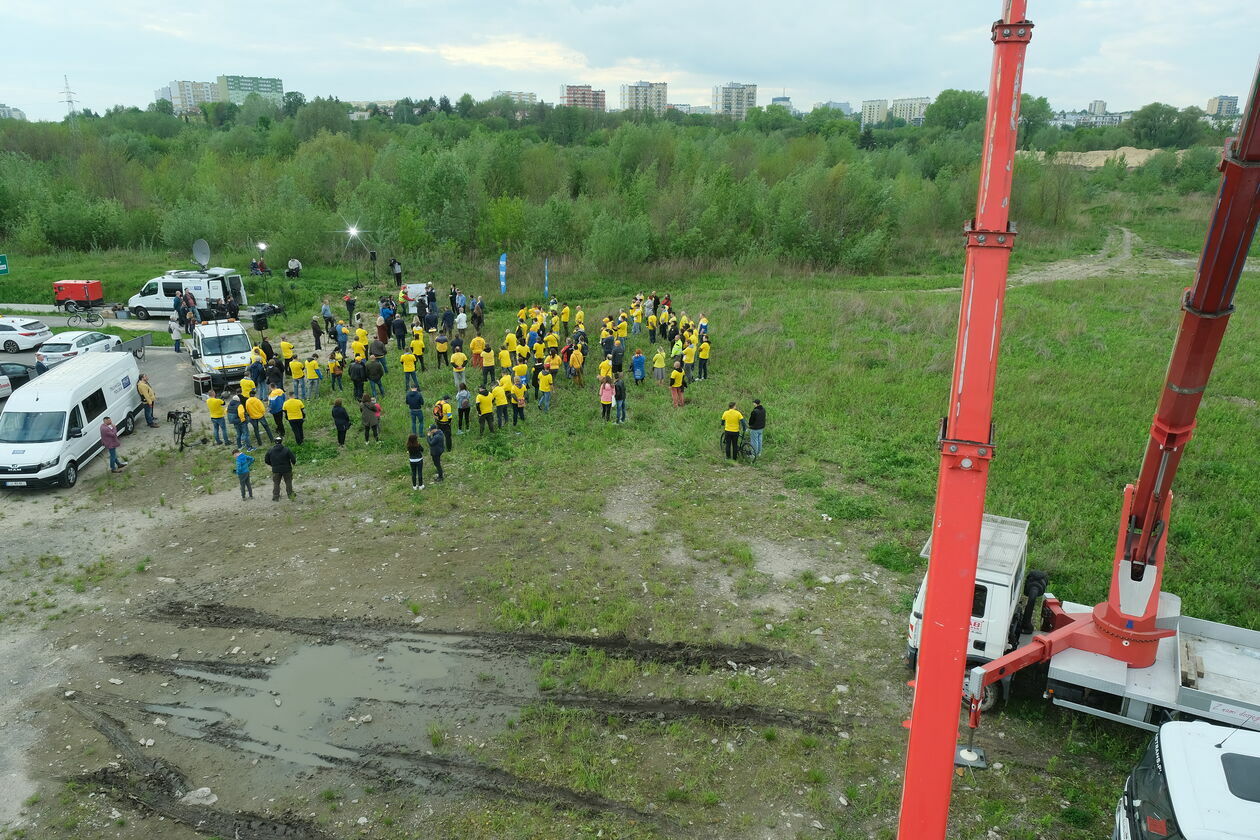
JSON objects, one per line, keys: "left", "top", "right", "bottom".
{"left": 61, "top": 75, "right": 78, "bottom": 131}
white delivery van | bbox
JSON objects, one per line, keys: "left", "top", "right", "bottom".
{"left": 128, "top": 268, "right": 248, "bottom": 319}
{"left": 189, "top": 319, "right": 253, "bottom": 390}
{"left": 0, "top": 353, "right": 143, "bottom": 488}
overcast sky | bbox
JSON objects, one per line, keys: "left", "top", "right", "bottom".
{"left": 2, "top": 0, "right": 1256, "bottom": 122}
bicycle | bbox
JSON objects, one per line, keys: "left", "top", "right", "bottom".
{"left": 131, "top": 344, "right": 146, "bottom": 362}
{"left": 66, "top": 307, "right": 104, "bottom": 328}
{"left": 168, "top": 409, "right": 193, "bottom": 451}
{"left": 718, "top": 424, "right": 758, "bottom": 464}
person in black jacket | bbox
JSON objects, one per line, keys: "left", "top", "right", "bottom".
{"left": 264, "top": 437, "right": 297, "bottom": 501}
{"left": 347, "top": 357, "right": 367, "bottom": 400}
{"left": 613, "top": 373, "right": 627, "bottom": 423}
{"left": 391, "top": 316, "right": 407, "bottom": 350}
{"left": 748, "top": 399, "right": 766, "bottom": 457}
{"left": 426, "top": 424, "right": 446, "bottom": 482}
{"left": 365, "top": 355, "right": 385, "bottom": 397}
{"left": 331, "top": 398, "right": 351, "bottom": 446}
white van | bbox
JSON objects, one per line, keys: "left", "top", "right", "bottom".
{"left": 0, "top": 353, "right": 143, "bottom": 488}
{"left": 189, "top": 319, "right": 254, "bottom": 390}
{"left": 128, "top": 268, "right": 248, "bottom": 319}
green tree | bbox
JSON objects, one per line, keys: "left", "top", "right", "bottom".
{"left": 1018, "top": 94, "right": 1053, "bottom": 148}
{"left": 1129, "top": 102, "right": 1180, "bottom": 147}
{"left": 200, "top": 101, "right": 240, "bottom": 129}
{"left": 923, "top": 90, "right": 986, "bottom": 131}
{"left": 438, "top": 96, "right": 453, "bottom": 115}
{"left": 293, "top": 97, "right": 352, "bottom": 141}
{"left": 282, "top": 91, "right": 306, "bottom": 118}
{"left": 456, "top": 93, "right": 475, "bottom": 118}
{"left": 149, "top": 98, "right": 174, "bottom": 115}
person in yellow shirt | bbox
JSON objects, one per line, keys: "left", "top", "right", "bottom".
{"left": 546, "top": 350, "right": 562, "bottom": 374}
{"left": 532, "top": 341, "right": 545, "bottom": 361}
{"left": 399, "top": 350, "right": 418, "bottom": 388}
{"left": 480, "top": 347, "right": 496, "bottom": 386}
{"left": 569, "top": 345, "right": 584, "bottom": 386}
{"left": 282, "top": 394, "right": 306, "bottom": 444}
{"left": 252, "top": 345, "right": 268, "bottom": 365}
{"left": 631, "top": 305, "right": 643, "bottom": 335}
{"left": 206, "top": 391, "right": 228, "bottom": 445}
{"left": 544, "top": 331, "right": 559, "bottom": 350}
{"left": 289, "top": 357, "right": 307, "bottom": 397}
{"left": 409, "top": 332, "right": 426, "bottom": 371}
{"left": 721, "top": 402, "right": 744, "bottom": 460}
{"left": 491, "top": 381, "right": 509, "bottom": 428}
{"left": 537, "top": 369, "right": 554, "bottom": 412}
{"left": 356, "top": 326, "right": 369, "bottom": 346}
{"left": 510, "top": 378, "right": 527, "bottom": 425}
{"left": 598, "top": 355, "right": 613, "bottom": 379}
{"left": 278, "top": 338, "right": 294, "bottom": 361}
{"left": 698, "top": 338, "right": 711, "bottom": 380}
{"left": 327, "top": 353, "right": 343, "bottom": 393}
{"left": 244, "top": 392, "right": 272, "bottom": 444}
{"left": 504, "top": 332, "right": 518, "bottom": 352}
{"left": 450, "top": 349, "right": 468, "bottom": 389}
{"left": 512, "top": 360, "right": 528, "bottom": 381}
{"left": 560, "top": 304, "right": 571, "bottom": 336}
{"left": 474, "top": 386, "right": 495, "bottom": 434}
{"left": 351, "top": 338, "right": 367, "bottom": 360}
{"left": 669, "top": 362, "right": 685, "bottom": 407}
{"left": 238, "top": 376, "right": 256, "bottom": 399}
{"left": 652, "top": 348, "right": 667, "bottom": 385}
{"left": 497, "top": 345, "right": 513, "bottom": 371}
{"left": 617, "top": 317, "right": 629, "bottom": 339}
{"left": 682, "top": 342, "right": 697, "bottom": 382}
{"left": 469, "top": 335, "right": 485, "bottom": 373}
{"left": 647, "top": 313, "right": 659, "bottom": 342}
{"left": 550, "top": 314, "right": 560, "bottom": 335}
{"left": 304, "top": 355, "right": 322, "bottom": 400}
{"left": 574, "top": 306, "right": 584, "bottom": 326}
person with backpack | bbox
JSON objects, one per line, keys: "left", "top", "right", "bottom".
{"left": 613, "top": 373, "right": 627, "bottom": 424}
{"left": 426, "top": 424, "right": 446, "bottom": 482}
{"left": 348, "top": 356, "right": 367, "bottom": 400}
{"left": 226, "top": 389, "right": 250, "bottom": 448}
{"left": 331, "top": 398, "right": 352, "bottom": 446}
{"left": 268, "top": 387, "right": 286, "bottom": 436}
{"left": 433, "top": 396, "right": 454, "bottom": 450}
{"left": 361, "top": 394, "right": 382, "bottom": 442}
{"left": 455, "top": 385, "right": 471, "bottom": 434}
{"left": 233, "top": 447, "right": 255, "bottom": 499}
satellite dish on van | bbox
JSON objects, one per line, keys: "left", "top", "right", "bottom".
{"left": 192, "top": 239, "right": 211, "bottom": 271}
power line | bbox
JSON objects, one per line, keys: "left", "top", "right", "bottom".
{"left": 61, "top": 75, "right": 78, "bottom": 126}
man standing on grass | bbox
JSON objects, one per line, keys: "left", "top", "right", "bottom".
{"left": 366, "top": 355, "right": 385, "bottom": 398}
{"left": 406, "top": 384, "right": 426, "bottom": 435}
{"left": 245, "top": 391, "right": 273, "bottom": 445}
{"left": 434, "top": 396, "right": 454, "bottom": 450}
{"left": 265, "top": 436, "right": 296, "bottom": 501}
{"left": 283, "top": 393, "right": 306, "bottom": 444}
{"left": 268, "top": 387, "right": 286, "bottom": 438}
{"left": 669, "top": 362, "right": 686, "bottom": 407}
{"left": 476, "top": 387, "right": 495, "bottom": 434}
{"left": 450, "top": 346, "right": 468, "bottom": 390}
{"left": 613, "top": 373, "right": 627, "bottom": 424}
{"left": 401, "top": 348, "right": 419, "bottom": 389}
{"left": 721, "top": 401, "right": 744, "bottom": 460}
{"left": 748, "top": 399, "right": 766, "bottom": 457}
{"left": 491, "top": 380, "right": 509, "bottom": 429}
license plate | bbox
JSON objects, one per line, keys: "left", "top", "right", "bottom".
{"left": 4, "top": 480, "right": 28, "bottom": 487}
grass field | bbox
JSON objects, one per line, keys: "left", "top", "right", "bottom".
{"left": 2, "top": 225, "right": 1257, "bottom": 840}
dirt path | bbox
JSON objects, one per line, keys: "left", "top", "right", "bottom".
{"left": 1008, "top": 227, "right": 1135, "bottom": 286}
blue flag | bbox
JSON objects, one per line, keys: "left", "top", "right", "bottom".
{"left": 544, "top": 257, "right": 549, "bottom": 299}
{"left": 499, "top": 253, "right": 507, "bottom": 294}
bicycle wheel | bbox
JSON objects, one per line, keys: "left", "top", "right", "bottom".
{"left": 132, "top": 345, "right": 146, "bottom": 361}
{"left": 85, "top": 312, "right": 103, "bottom": 327}
{"left": 740, "top": 441, "right": 757, "bottom": 463}
{"left": 67, "top": 313, "right": 83, "bottom": 328}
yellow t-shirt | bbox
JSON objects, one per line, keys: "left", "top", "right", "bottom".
{"left": 351, "top": 340, "right": 367, "bottom": 359}
{"left": 512, "top": 362, "right": 528, "bottom": 379}
{"left": 491, "top": 385, "right": 508, "bottom": 406}
{"left": 648, "top": 314, "right": 658, "bottom": 328}
{"left": 283, "top": 397, "right": 305, "bottom": 419}
{"left": 499, "top": 374, "right": 513, "bottom": 390}
{"left": 305, "top": 360, "right": 320, "bottom": 380}
{"left": 532, "top": 343, "right": 545, "bottom": 360}
{"left": 699, "top": 342, "right": 710, "bottom": 359}
{"left": 435, "top": 338, "right": 449, "bottom": 352}
{"left": 561, "top": 306, "right": 570, "bottom": 322}
{"left": 469, "top": 336, "right": 485, "bottom": 355}
{"left": 653, "top": 351, "right": 666, "bottom": 369}
{"left": 544, "top": 333, "right": 559, "bottom": 348}
{"left": 538, "top": 372, "right": 553, "bottom": 393}
{"left": 575, "top": 309, "right": 584, "bottom": 324}
{"left": 722, "top": 408, "right": 744, "bottom": 432}
{"left": 280, "top": 341, "right": 294, "bottom": 359}
{"left": 498, "top": 349, "right": 512, "bottom": 368}
{"left": 682, "top": 345, "right": 697, "bottom": 364}
{"left": 450, "top": 351, "right": 468, "bottom": 371}
{"left": 476, "top": 392, "right": 495, "bottom": 415}
{"left": 481, "top": 349, "right": 494, "bottom": 367}
{"left": 400, "top": 353, "right": 417, "bottom": 372}
{"left": 410, "top": 337, "right": 425, "bottom": 356}
{"left": 510, "top": 383, "right": 526, "bottom": 405}
{"left": 570, "top": 349, "right": 584, "bottom": 368}
{"left": 617, "top": 320, "right": 629, "bottom": 338}
{"left": 289, "top": 359, "right": 304, "bottom": 378}
{"left": 252, "top": 346, "right": 268, "bottom": 364}
{"left": 632, "top": 308, "right": 642, "bottom": 323}
{"left": 356, "top": 328, "right": 368, "bottom": 344}
{"left": 599, "top": 359, "right": 613, "bottom": 378}
{"left": 504, "top": 334, "right": 518, "bottom": 351}
{"left": 670, "top": 369, "right": 684, "bottom": 388}
{"left": 547, "top": 355, "right": 561, "bottom": 371}
{"left": 206, "top": 397, "right": 226, "bottom": 418}
{"left": 245, "top": 396, "right": 267, "bottom": 419}
{"left": 239, "top": 378, "right": 255, "bottom": 398}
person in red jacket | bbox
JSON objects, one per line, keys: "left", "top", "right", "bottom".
{"left": 100, "top": 416, "right": 126, "bottom": 473}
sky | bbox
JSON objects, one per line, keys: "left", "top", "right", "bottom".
{"left": 1, "top": 0, "right": 1257, "bottom": 122}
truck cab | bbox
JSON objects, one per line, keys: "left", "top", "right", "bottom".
{"left": 907, "top": 515, "right": 1045, "bottom": 709}
{"left": 129, "top": 268, "right": 247, "bottom": 319}
{"left": 189, "top": 320, "right": 253, "bottom": 390}
{"left": 1115, "top": 721, "right": 1260, "bottom": 840}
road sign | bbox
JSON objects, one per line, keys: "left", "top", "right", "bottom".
{"left": 0, "top": 254, "right": 8, "bottom": 276}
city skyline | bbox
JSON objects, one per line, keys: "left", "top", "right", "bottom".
{"left": 2, "top": 0, "right": 1256, "bottom": 122}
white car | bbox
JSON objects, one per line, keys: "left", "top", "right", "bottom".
{"left": 39, "top": 331, "right": 122, "bottom": 367}
{"left": 0, "top": 317, "right": 53, "bottom": 353}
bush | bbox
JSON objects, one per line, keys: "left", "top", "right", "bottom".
{"left": 43, "top": 194, "right": 123, "bottom": 250}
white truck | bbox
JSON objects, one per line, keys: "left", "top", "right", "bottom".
{"left": 1113, "top": 721, "right": 1260, "bottom": 840}
{"left": 128, "top": 268, "right": 248, "bottom": 320}
{"left": 189, "top": 319, "right": 254, "bottom": 393}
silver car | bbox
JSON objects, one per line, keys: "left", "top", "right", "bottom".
{"left": 39, "top": 331, "right": 122, "bottom": 367}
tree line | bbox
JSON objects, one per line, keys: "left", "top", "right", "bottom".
{"left": 0, "top": 90, "right": 1230, "bottom": 274}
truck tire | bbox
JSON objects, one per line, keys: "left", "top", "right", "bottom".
{"left": 134, "top": 307, "right": 150, "bottom": 320}
{"left": 61, "top": 461, "right": 79, "bottom": 488}
{"left": 905, "top": 647, "right": 918, "bottom": 671}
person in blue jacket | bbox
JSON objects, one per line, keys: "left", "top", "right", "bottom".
{"left": 631, "top": 349, "right": 647, "bottom": 386}
{"left": 233, "top": 448, "right": 255, "bottom": 499}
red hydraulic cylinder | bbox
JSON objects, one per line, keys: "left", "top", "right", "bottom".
{"left": 896, "top": 3, "right": 1033, "bottom": 839}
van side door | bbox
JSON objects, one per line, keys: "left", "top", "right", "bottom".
{"left": 66, "top": 405, "right": 88, "bottom": 461}
{"left": 158, "top": 282, "right": 184, "bottom": 312}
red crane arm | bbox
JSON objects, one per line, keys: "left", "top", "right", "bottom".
{"left": 896, "top": 3, "right": 1032, "bottom": 838}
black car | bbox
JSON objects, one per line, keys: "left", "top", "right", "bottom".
{"left": 0, "top": 362, "right": 36, "bottom": 399}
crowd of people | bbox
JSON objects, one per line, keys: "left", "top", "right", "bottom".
{"left": 200, "top": 283, "right": 766, "bottom": 499}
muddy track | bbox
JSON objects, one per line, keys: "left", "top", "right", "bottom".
{"left": 151, "top": 600, "right": 807, "bottom": 668}
{"left": 67, "top": 697, "right": 333, "bottom": 840}
{"left": 106, "top": 652, "right": 272, "bottom": 680}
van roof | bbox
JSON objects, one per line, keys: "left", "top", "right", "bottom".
{"left": 1161, "top": 721, "right": 1260, "bottom": 839}
{"left": 919, "top": 514, "right": 1029, "bottom": 579}
{"left": 3, "top": 353, "right": 136, "bottom": 411}
{"left": 158, "top": 268, "right": 238, "bottom": 280}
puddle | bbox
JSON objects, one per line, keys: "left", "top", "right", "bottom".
{"left": 146, "top": 638, "right": 536, "bottom": 767}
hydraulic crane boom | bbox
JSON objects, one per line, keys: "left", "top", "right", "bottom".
{"left": 896, "top": 3, "right": 1032, "bottom": 838}
{"left": 964, "top": 60, "right": 1260, "bottom": 718}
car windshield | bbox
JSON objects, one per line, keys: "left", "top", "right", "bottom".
{"left": 201, "top": 333, "right": 252, "bottom": 356}
{"left": 0, "top": 411, "right": 66, "bottom": 443}
{"left": 41, "top": 343, "right": 71, "bottom": 353}
{"left": 21, "top": 322, "right": 46, "bottom": 331}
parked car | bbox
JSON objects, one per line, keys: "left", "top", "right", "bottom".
{"left": 0, "top": 317, "right": 53, "bottom": 353}
{"left": 39, "top": 331, "right": 122, "bottom": 367}
{"left": 0, "top": 362, "right": 37, "bottom": 400}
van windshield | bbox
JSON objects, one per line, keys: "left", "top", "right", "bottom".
{"left": 0, "top": 411, "right": 66, "bottom": 443}
{"left": 201, "top": 333, "right": 252, "bottom": 356}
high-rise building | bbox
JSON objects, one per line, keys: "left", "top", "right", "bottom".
{"left": 621, "top": 81, "right": 668, "bottom": 114}
{"left": 860, "top": 99, "right": 888, "bottom": 127}
{"left": 216, "top": 75, "right": 284, "bottom": 106}
{"left": 560, "top": 84, "right": 606, "bottom": 111}
{"left": 713, "top": 82, "right": 757, "bottom": 120}
{"left": 770, "top": 95, "right": 796, "bottom": 114}
{"left": 1088, "top": 99, "right": 1107, "bottom": 115}
{"left": 890, "top": 96, "right": 931, "bottom": 126}
{"left": 493, "top": 91, "right": 538, "bottom": 105}
{"left": 1206, "top": 95, "right": 1239, "bottom": 118}
{"left": 0, "top": 104, "right": 28, "bottom": 121}
{"left": 155, "top": 80, "right": 218, "bottom": 114}
{"left": 813, "top": 101, "right": 853, "bottom": 115}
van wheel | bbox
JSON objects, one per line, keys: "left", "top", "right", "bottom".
{"left": 3, "top": 340, "right": 17, "bottom": 353}
{"left": 61, "top": 461, "right": 78, "bottom": 488}
{"left": 967, "top": 684, "right": 999, "bottom": 713}
{"left": 119, "top": 416, "right": 134, "bottom": 435}
{"left": 134, "top": 307, "right": 149, "bottom": 320}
